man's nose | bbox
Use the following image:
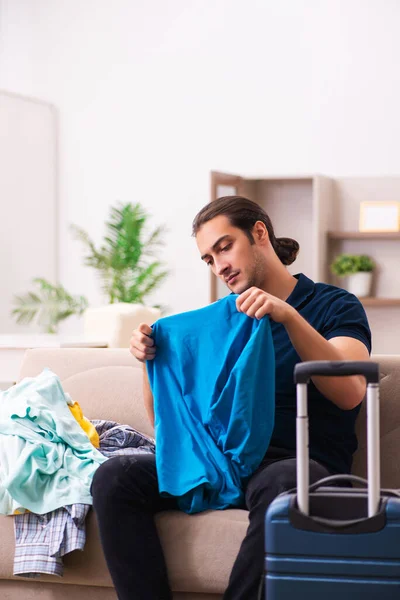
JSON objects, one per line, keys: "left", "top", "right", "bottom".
{"left": 216, "top": 259, "right": 230, "bottom": 277}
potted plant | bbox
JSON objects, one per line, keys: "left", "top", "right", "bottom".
{"left": 330, "top": 254, "right": 375, "bottom": 297}
{"left": 71, "top": 202, "right": 168, "bottom": 305}
{"left": 11, "top": 202, "right": 168, "bottom": 333}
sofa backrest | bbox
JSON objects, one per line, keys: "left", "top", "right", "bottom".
{"left": 19, "top": 348, "right": 154, "bottom": 437}
{"left": 19, "top": 349, "right": 400, "bottom": 488}
{"left": 353, "top": 355, "right": 400, "bottom": 488}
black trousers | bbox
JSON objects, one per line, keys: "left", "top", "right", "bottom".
{"left": 91, "top": 449, "right": 330, "bottom": 600}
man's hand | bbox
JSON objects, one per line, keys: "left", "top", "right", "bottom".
{"left": 236, "top": 287, "right": 295, "bottom": 324}
{"left": 129, "top": 323, "right": 156, "bottom": 362}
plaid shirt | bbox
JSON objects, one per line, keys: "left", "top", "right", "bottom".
{"left": 13, "top": 420, "right": 155, "bottom": 577}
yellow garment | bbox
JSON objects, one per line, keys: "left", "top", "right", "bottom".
{"left": 68, "top": 401, "right": 100, "bottom": 448}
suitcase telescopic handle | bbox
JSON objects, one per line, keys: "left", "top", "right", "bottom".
{"left": 294, "top": 360, "right": 380, "bottom": 519}
{"left": 294, "top": 360, "right": 379, "bottom": 385}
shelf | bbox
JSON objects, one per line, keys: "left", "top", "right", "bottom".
{"left": 328, "top": 231, "right": 400, "bottom": 240}
{"left": 359, "top": 298, "right": 400, "bottom": 307}
{"left": 210, "top": 172, "right": 400, "bottom": 352}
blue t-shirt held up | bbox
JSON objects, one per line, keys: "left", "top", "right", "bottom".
{"left": 147, "top": 295, "right": 275, "bottom": 514}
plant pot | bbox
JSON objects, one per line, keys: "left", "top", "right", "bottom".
{"left": 346, "top": 272, "right": 373, "bottom": 297}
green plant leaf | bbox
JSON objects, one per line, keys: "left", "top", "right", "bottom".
{"left": 137, "top": 270, "right": 169, "bottom": 299}
{"left": 70, "top": 225, "right": 110, "bottom": 271}
{"left": 331, "top": 253, "right": 375, "bottom": 277}
{"left": 71, "top": 201, "right": 169, "bottom": 305}
{"left": 11, "top": 279, "right": 89, "bottom": 333}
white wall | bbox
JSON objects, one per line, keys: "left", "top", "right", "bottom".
{"left": 0, "top": 91, "right": 57, "bottom": 333}
{"left": 1, "top": 0, "right": 400, "bottom": 330}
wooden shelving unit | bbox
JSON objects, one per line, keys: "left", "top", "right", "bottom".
{"left": 327, "top": 232, "right": 400, "bottom": 308}
{"left": 359, "top": 297, "right": 400, "bottom": 307}
{"left": 328, "top": 232, "right": 400, "bottom": 240}
{"left": 209, "top": 172, "right": 400, "bottom": 352}
{"left": 327, "top": 231, "right": 400, "bottom": 307}
{"left": 210, "top": 171, "right": 332, "bottom": 301}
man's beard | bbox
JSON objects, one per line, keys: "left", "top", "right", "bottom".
{"left": 234, "top": 276, "right": 258, "bottom": 295}
{"left": 229, "top": 251, "right": 265, "bottom": 295}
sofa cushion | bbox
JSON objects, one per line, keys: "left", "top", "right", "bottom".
{"left": 0, "top": 508, "right": 248, "bottom": 593}
{"left": 156, "top": 509, "right": 248, "bottom": 593}
{"left": 9, "top": 348, "right": 250, "bottom": 593}
{"left": 11, "top": 348, "right": 400, "bottom": 594}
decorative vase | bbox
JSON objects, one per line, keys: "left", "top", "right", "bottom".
{"left": 83, "top": 303, "right": 161, "bottom": 348}
{"left": 346, "top": 272, "right": 373, "bottom": 297}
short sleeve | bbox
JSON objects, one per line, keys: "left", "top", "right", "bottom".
{"left": 321, "top": 291, "right": 372, "bottom": 354}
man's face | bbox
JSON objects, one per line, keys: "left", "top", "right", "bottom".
{"left": 196, "top": 215, "right": 266, "bottom": 294}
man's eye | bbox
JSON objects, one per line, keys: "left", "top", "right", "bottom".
{"left": 221, "top": 244, "right": 232, "bottom": 252}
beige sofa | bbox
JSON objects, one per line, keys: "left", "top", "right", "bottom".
{"left": 1, "top": 349, "right": 400, "bottom": 600}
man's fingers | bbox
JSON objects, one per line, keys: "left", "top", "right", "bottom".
{"left": 236, "top": 287, "right": 254, "bottom": 311}
{"left": 131, "top": 341, "right": 156, "bottom": 355}
{"left": 139, "top": 333, "right": 154, "bottom": 348}
{"left": 130, "top": 343, "right": 156, "bottom": 362}
{"left": 138, "top": 350, "right": 155, "bottom": 361}
{"left": 133, "top": 324, "right": 154, "bottom": 347}
{"left": 243, "top": 295, "right": 266, "bottom": 318}
{"left": 143, "top": 345, "right": 156, "bottom": 355}
{"left": 237, "top": 289, "right": 260, "bottom": 313}
{"left": 138, "top": 323, "right": 152, "bottom": 336}
{"left": 133, "top": 350, "right": 147, "bottom": 362}
{"left": 129, "top": 323, "right": 156, "bottom": 361}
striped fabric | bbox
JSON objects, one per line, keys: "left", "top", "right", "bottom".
{"left": 13, "top": 420, "right": 155, "bottom": 577}
{"left": 13, "top": 504, "right": 89, "bottom": 578}
{"left": 92, "top": 420, "right": 155, "bottom": 457}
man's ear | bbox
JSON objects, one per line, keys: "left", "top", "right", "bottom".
{"left": 253, "top": 221, "right": 269, "bottom": 244}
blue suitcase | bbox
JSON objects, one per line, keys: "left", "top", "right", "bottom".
{"left": 265, "top": 360, "right": 400, "bottom": 599}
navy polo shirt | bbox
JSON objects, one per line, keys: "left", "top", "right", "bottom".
{"left": 269, "top": 273, "right": 371, "bottom": 475}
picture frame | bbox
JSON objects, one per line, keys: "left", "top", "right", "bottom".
{"left": 359, "top": 201, "right": 400, "bottom": 232}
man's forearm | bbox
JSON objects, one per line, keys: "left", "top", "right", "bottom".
{"left": 284, "top": 308, "right": 367, "bottom": 410}
{"left": 142, "top": 364, "right": 155, "bottom": 429}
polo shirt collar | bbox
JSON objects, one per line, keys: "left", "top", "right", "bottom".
{"left": 285, "top": 273, "right": 315, "bottom": 309}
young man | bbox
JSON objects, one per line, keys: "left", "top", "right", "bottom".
{"left": 91, "top": 196, "right": 371, "bottom": 600}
